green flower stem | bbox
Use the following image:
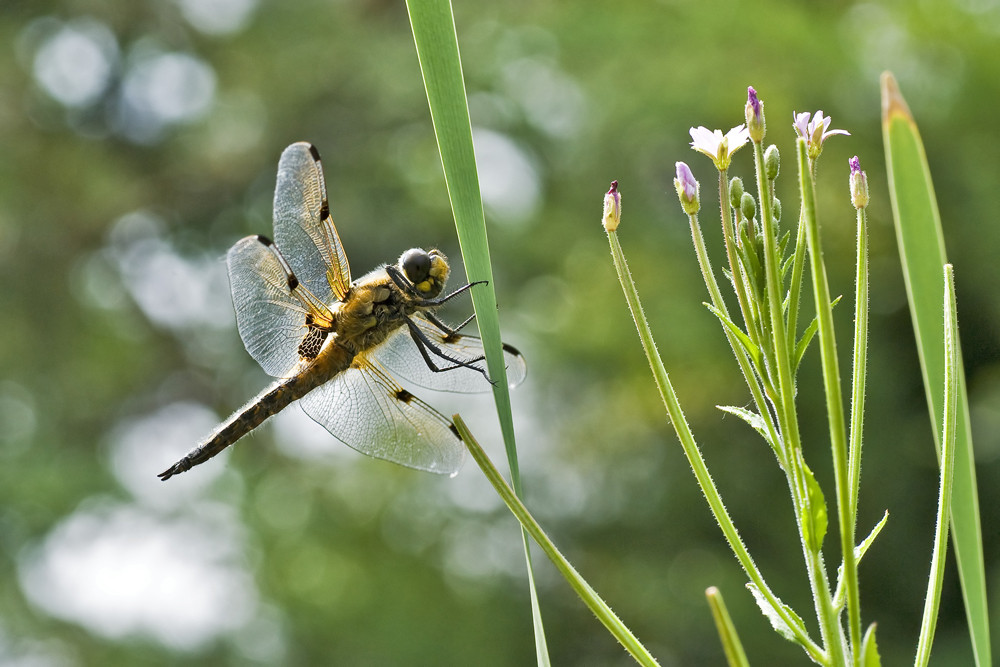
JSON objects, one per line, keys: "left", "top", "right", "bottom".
{"left": 797, "top": 140, "right": 857, "bottom": 663}
{"left": 751, "top": 141, "right": 803, "bottom": 499}
{"left": 606, "top": 228, "right": 824, "bottom": 663}
{"left": 706, "top": 586, "right": 750, "bottom": 667}
{"left": 756, "top": 140, "right": 843, "bottom": 665}
{"left": 686, "top": 210, "right": 781, "bottom": 464}
{"left": 785, "top": 210, "right": 808, "bottom": 352}
{"left": 914, "top": 265, "right": 959, "bottom": 667}
{"left": 717, "top": 171, "right": 763, "bottom": 352}
{"left": 453, "top": 416, "right": 661, "bottom": 667}
{"left": 848, "top": 206, "right": 869, "bottom": 521}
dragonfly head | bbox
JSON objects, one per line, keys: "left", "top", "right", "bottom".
{"left": 399, "top": 248, "right": 449, "bottom": 298}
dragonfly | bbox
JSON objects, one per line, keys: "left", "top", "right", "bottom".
{"left": 159, "top": 142, "right": 525, "bottom": 480}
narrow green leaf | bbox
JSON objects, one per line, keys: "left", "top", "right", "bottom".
{"left": 800, "top": 458, "right": 828, "bottom": 553}
{"left": 406, "top": 3, "right": 547, "bottom": 662}
{"left": 834, "top": 510, "right": 889, "bottom": 610}
{"left": 793, "top": 317, "right": 818, "bottom": 372}
{"left": 861, "top": 623, "right": 883, "bottom": 667}
{"left": 456, "top": 416, "right": 662, "bottom": 667}
{"left": 705, "top": 587, "right": 750, "bottom": 667}
{"left": 882, "top": 72, "right": 990, "bottom": 667}
{"left": 716, "top": 405, "right": 767, "bottom": 438}
{"left": 856, "top": 510, "right": 889, "bottom": 562}
{"left": 792, "top": 295, "right": 842, "bottom": 373}
{"left": 704, "top": 303, "right": 763, "bottom": 369}
{"left": 745, "top": 583, "right": 809, "bottom": 647}
{"left": 915, "top": 266, "right": 961, "bottom": 667}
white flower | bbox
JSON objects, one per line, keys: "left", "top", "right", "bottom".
{"left": 793, "top": 110, "right": 849, "bottom": 160}
{"left": 689, "top": 125, "right": 750, "bottom": 171}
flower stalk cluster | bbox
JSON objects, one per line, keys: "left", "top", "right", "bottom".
{"left": 654, "top": 89, "right": 877, "bottom": 665}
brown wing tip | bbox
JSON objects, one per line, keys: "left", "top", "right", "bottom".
{"left": 880, "top": 71, "right": 913, "bottom": 124}
{"left": 501, "top": 342, "right": 522, "bottom": 358}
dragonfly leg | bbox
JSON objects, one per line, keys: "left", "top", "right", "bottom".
{"left": 404, "top": 316, "right": 493, "bottom": 384}
{"left": 424, "top": 311, "right": 476, "bottom": 337}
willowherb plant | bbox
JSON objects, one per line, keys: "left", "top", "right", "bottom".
{"left": 599, "top": 86, "right": 959, "bottom": 666}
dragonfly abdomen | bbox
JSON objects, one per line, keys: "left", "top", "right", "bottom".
{"left": 158, "top": 343, "right": 354, "bottom": 481}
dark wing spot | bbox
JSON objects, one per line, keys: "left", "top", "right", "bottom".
{"left": 256, "top": 235, "right": 274, "bottom": 247}
{"left": 298, "top": 327, "right": 329, "bottom": 359}
{"left": 442, "top": 332, "right": 461, "bottom": 344}
{"left": 320, "top": 200, "right": 330, "bottom": 221}
{"left": 286, "top": 273, "right": 299, "bottom": 291}
{"left": 394, "top": 388, "right": 414, "bottom": 404}
{"left": 449, "top": 423, "right": 461, "bottom": 439}
{"left": 307, "top": 143, "right": 322, "bottom": 162}
{"left": 502, "top": 343, "right": 522, "bottom": 357}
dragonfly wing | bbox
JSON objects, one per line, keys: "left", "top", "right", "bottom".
{"left": 227, "top": 235, "right": 311, "bottom": 378}
{"left": 373, "top": 313, "right": 527, "bottom": 393}
{"left": 298, "top": 357, "right": 465, "bottom": 475}
{"left": 272, "top": 142, "right": 351, "bottom": 302}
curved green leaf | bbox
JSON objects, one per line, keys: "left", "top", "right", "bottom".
{"left": 881, "top": 71, "right": 990, "bottom": 667}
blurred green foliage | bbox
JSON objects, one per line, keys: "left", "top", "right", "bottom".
{"left": 1, "top": 0, "right": 997, "bottom": 664}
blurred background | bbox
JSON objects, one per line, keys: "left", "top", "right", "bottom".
{"left": 1, "top": 0, "right": 998, "bottom": 664}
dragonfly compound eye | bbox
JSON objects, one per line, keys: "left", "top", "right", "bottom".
{"left": 400, "top": 248, "right": 431, "bottom": 284}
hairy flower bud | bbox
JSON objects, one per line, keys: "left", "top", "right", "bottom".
{"left": 729, "top": 177, "right": 744, "bottom": 211}
{"left": 745, "top": 86, "right": 765, "bottom": 144}
{"left": 674, "top": 162, "right": 700, "bottom": 215}
{"left": 849, "top": 156, "right": 869, "bottom": 210}
{"left": 764, "top": 145, "right": 780, "bottom": 181}
{"left": 740, "top": 192, "right": 756, "bottom": 221}
{"left": 603, "top": 180, "right": 621, "bottom": 232}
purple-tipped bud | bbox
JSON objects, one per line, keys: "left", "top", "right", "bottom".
{"left": 603, "top": 180, "right": 621, "bottom": 231}
{"left": 745, "top": 86, "right": 765, "bottom": 143}
{"left": 849, "top": 156, "right": 869, "bottom": 209}
{"left": 674, "top": 162, "right": 700, "bottom": 215}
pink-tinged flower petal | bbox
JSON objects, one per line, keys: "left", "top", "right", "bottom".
{"left": 673, "top": 161, "right": 699, "bottom": 214}
{"left": 675, "top": 162, "right": 697, "bottom": 200}
{"left": 793, "top": 111, "right": 812, "bottom": 140}
{"left": 747, "top": 87, "right": 762, "bottom": 122}
{"left": 793, "top": 110, "right": 850, "bottom": 160}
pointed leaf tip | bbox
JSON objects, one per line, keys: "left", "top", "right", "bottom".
{"left": 880, "top": 71, "right": 912, "bottom": 124}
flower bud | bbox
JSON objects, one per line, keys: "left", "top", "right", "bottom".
{"left": 740, "top": 192, "right": 756, "bottom": 221}
{"left": 764, "top": 145, "right": 780, "bottom": 181}
{"left": 849, "top": 156, "right": 869, "bottom": 210}
{"left": 772, "top": 197, "right": 782, "bottom": 223}
{"left": 603, "top": 180, "right": 621, "bottom": 232}
{"left": 674, "top": 162, "right": 700, "bottom": 215}
{"left": 729, "top": 177, "right": 744, "bottom": 210}
{"left": 745, "top": 86, "right": 766, "bottom": 144}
